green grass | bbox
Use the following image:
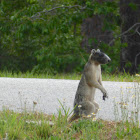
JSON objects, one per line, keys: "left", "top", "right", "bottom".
{"left": 0, "top": 71, "right": 140, "bottom": 82}
{"left": 0, "top": 71, "right": 81, "bottom": 80}
{"left": 102, "top": 72, "right": 140, "bottom": 82}
{"left": 0, "top": 107, "right": 140, "bottom": 140}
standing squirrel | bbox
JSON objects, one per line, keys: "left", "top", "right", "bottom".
{"left": 69, "top": 49, "right": 111, "bottom": 122}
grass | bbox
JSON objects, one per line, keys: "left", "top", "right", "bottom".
{"left": 102, "top": 72, "right": 140, "bottom": 82}
{"left": 0, "top": 71, "right": 81, "bottom": 80}
{"left": 0, "top": 71, "right": 140, "bottom": 82}
{"left": 0, "top": 105, "right": 140, "bottom": 139}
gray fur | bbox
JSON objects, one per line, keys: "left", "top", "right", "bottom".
{"left": 69, "top": 49, "right": 111, "bottom": 122}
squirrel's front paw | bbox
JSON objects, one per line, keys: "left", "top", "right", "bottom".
{"left": 103, "top": 93, "right": 108, "bottom": 101}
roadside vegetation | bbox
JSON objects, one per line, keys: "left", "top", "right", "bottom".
{"left": 0, "top": 108, "right": 140, "bottom": 140}
{"left": 0, "top": 71, "right": 140, "bottom": 82}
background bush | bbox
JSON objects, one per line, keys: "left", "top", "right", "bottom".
{"left": 0, "top": 0, "right": 131, "bottom": 74}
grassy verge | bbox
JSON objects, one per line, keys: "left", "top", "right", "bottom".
{"left": 0, "top": 71, "right": 140, "bottom": 82}
{"left": 0, "top": 108, "right": 139, "bottom": 140}
{"left": 102, "top": 72, "right": 140, "bottom": 82}
{"left": 0, "top": 71, "right": 81, "bottom": 80}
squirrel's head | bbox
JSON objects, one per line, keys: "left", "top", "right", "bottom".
{"left": 90, "top": 49, "right": 111, "bottom": 64}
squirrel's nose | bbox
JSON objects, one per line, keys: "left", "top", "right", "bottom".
{"left": 108, "top": 58, "right": 111, "bottom": 62}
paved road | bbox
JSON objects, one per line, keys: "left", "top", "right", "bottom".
{"left": 0, "top": 77, "right": 139, "bottom": 121}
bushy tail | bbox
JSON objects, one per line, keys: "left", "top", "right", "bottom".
{"left": 68, "top": 114, "right": 80, "bottom": 123}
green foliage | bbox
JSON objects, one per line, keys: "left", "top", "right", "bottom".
{"left": 129, "top": 2, "right": 138, "bottom": 11}
{"left": 0, "top": 0, "right": 121, "bottom": 73}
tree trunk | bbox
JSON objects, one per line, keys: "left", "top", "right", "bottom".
{"left": 81, "top": 0, "right": 114, "bottom": 53}
{"left": 81, "top": 15, "right": 113, "bottom": 52}
{"left": 120, "top": 0, "right": 140, "bottom": 74}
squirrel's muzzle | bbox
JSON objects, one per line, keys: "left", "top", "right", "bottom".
{"left": 108, "top": 58, "right": 111, "bottom": 63}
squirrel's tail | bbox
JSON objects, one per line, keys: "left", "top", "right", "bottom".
{"left": 68, "top": 114, "right": 80, "bottom": 123}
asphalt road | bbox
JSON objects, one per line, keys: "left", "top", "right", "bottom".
{"left": 0, "top": 77, "right": 139, "bottom": 121}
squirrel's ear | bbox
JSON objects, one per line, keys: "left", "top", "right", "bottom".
{"left": 91, "top": 49, "right": 96, "bottom": 54}
{"left": 97, "top": 49, "right": 100, "bottom": 52}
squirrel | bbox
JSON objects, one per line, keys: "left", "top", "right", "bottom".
{"left": 69, "top": 49, "right": 111, "bottom": 122}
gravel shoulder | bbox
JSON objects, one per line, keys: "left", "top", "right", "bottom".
{"left": 0, "top": 77, "right": 137, "bottom": 121}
